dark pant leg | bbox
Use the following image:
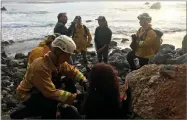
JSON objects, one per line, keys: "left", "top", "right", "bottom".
{"left": 10, "top": 103, "right": 31, "bottom": 119}
{"left": 97, "top": 51, "right": 103, "bottom": 62}
{"left": 81, "top": 51, "right": 88, "bottom": 64}
{"left": 24, "top": 93, "right": 58, "bottom": 119}
{"left": 102, "top": 46, "right": 109, "bottom": 64}
{"left": 138, "top": 57, "right": 149, "bottom": 68}
{"left": 127, "top": 51, "right": 137, "bottom": 70}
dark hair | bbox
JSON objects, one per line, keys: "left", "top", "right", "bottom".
{"left": 82, "top": 63, "right": 121, "bottom": 118}
{"left": 57, "top": 13, "right": 67, "bottom": 20}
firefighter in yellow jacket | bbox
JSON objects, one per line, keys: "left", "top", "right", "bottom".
{"left": 72, "top": 16, "right": 92, "bottom": 64}
{"left": 16, "top": 35, "right": 88, "bottom": 119}
{"left": 127, "top": 13, "right": 162, "bottom": 71}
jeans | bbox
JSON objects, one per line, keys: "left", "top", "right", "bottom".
{"left": 127, "top": 51, "right": 149, "bottom": 70}
{"left": 97, "top": 46, "right": 109, "bottom": 64}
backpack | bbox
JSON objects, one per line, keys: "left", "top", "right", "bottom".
{"left": 72, "top": 25, "right": 88, "bottom": 39}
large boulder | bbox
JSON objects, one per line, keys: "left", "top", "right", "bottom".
{"left": 126, "top": 64, "right": 186, "bottom": 119}
{"left": 150, "top": 2, "right": 161, "bottom": 9}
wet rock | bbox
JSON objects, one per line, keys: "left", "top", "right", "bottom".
{"left": 2, "top": 103, "right": 7, "bottom": 111}
{"left": 2, "top": 76, "right": 10, "bottom": 81}
{"left": 15, "top": 53, "right": 26, "bottom": 59}
{"left": 1, "top": 51, "right": 7, "bottom": 58}
{"left": 109, "top": 52, "right": 129, "bottom": 70}
{"left": 88, "top": 51, "right": 96, "bottom": 57}
{"left": 150, "top": 2, "right": 161, "bottom": 9}
{"left": 87, "top": 43, "right": 93, "bottom": 48}
{"left": 149, "top": 49, "right": 174, "bottom": 64}
{"left": 86, "top": 20, "right": 92, "bottom": 23}
{"left": 173, "top": 48, "right": 184, "bottom": 57}
{"left": 121, "top": 38, "right": 129, "bottom": 43}
{"left": 6, "top": 99, "right": 18, "bottom": 108}
{"left": 121, "top": 48, "right": 132, "bottom": 54}
{"left": 1, "top": 41, "right": 9, "bottom": 46}
{"left": 12, "top": 71, "right": 25, "bottom": 79}
{"left": 109, "top": 41, "right": 117, "bottom": 48}
{"left": 160, "top": 44, "right": 175, "bottom": 51}
{"left": 2, "top": 90, "right": 8, "bottom": 96}
{"left": 7, "top": 59, "right": 20, "bottom": 67}
{"left": 165, "top": 53, "right": 187, "bottom": 64}
{"left": 109, "top": 48, "right": 122, "bottom": 57}
{"left": 126, "top": 64, "right": 186, "bottom": 119}
{"left": 1, "top": 7, "right": 7, "bottom": 11}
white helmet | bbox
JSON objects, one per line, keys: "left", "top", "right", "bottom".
{"left": 51, "top": 35, "right": 76, "bottom": 54}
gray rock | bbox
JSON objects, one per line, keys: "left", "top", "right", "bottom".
{"left": 1, "top": 51, "right": 7, "bottom": 58}
{"left": 175, "top": 48, "right": 185, "bottom": 56}
{"left": 88, "top": 51, "right": 96, "bottom": 57}
{"left": 2, "top": 76, "right": 10, "bottom": 81}
{"left": 149, "top": 52, "right": 173, "bottom": 64}
{"left": 121, "top": 38, "right": 129, "bottom": 43}
{"left": 109, "top": 53, "right": 129, "bottom": 70}
{"left": 15, "top": 53, "right": 26, "bottom": 59}
{"left": 2, "top": 90, "right": 8, "bottom": 96}
{"left": 2, "top": 103, "right": 7, "bottom": 111}
{"left": 2, "top": 80, "right": 11, "bottom": 87}
{"left": 109, "top": 41, "right": 117, "bottom": 48}
{"left": 150, "top": 2, "right": 161, "bottom": 9}
{"left": 7, "top": 59, "right": 20, "bottom": 67}
{"left": 109, "top": 48, "right": 122, "bottom": 57}
{"left": 87, "top": 43, "right": 93, "bottom": 48}
{"left": 121, "top": 48, "right": 132, "bottom": 54}
{"left": 86, "top": 20, "right": 92, "bottom": 23}
{"left": 166, "top": 53, "right": 187, "bottom": 64}
{"left": 12, "top": 71, "right": 25, "bottom": 79}
{"left": 12, "top": 67, "right": 19, "bottom": 73}
{"left": 160, "top": 44, "right": 175, "bottom": 51}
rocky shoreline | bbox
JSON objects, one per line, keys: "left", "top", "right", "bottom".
{"left": 1, "top": 43, "right": 187, "bottom": 119}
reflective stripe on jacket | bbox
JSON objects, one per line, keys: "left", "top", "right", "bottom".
{"left": 135, "top": 24, "right": 157, "bottom": 59}
{"left": 17, "top": 52, "right": 86, "bottom": 103}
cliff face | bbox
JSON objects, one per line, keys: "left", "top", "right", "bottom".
{"left": 126, "top": 64, "right": 186, "bottom": 119}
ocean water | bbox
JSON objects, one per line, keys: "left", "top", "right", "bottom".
{"left": 2, "top": 1, "right": 186, "bottom": 56}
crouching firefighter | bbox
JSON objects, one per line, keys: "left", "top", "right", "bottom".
{"left": 127, "top": 13, "right": 163, "bottom": 71}
{"left": 10, "top": 35, "right": 89, "bottom": 119}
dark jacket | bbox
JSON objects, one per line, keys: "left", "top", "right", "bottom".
{"left": 94, "top": 26, "right": 112, "bottom": 48}
{"left": 54, "top": 21, "right": 74, "bottom": 37}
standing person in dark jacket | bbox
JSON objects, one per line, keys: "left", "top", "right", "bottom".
{"left": 54, "top": 13, "right": 75, "bottom": 37}
{"left": 54, "top": 13, "right": 75, "bottom": 64}
{"left": 94, "top": 16, "right": 112, "bottom": 64}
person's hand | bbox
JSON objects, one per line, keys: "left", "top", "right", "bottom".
{"left": 97, "top": 45, "right": 106, "bottom": 53}
{"left": 80, "top": 79, "right": 89, "bottom": 91}
{"left": 131, "top": 34, "right": 137, "bottom": 41}
{"left": 65, "top": 93, "right": 77, "bottom": 105}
